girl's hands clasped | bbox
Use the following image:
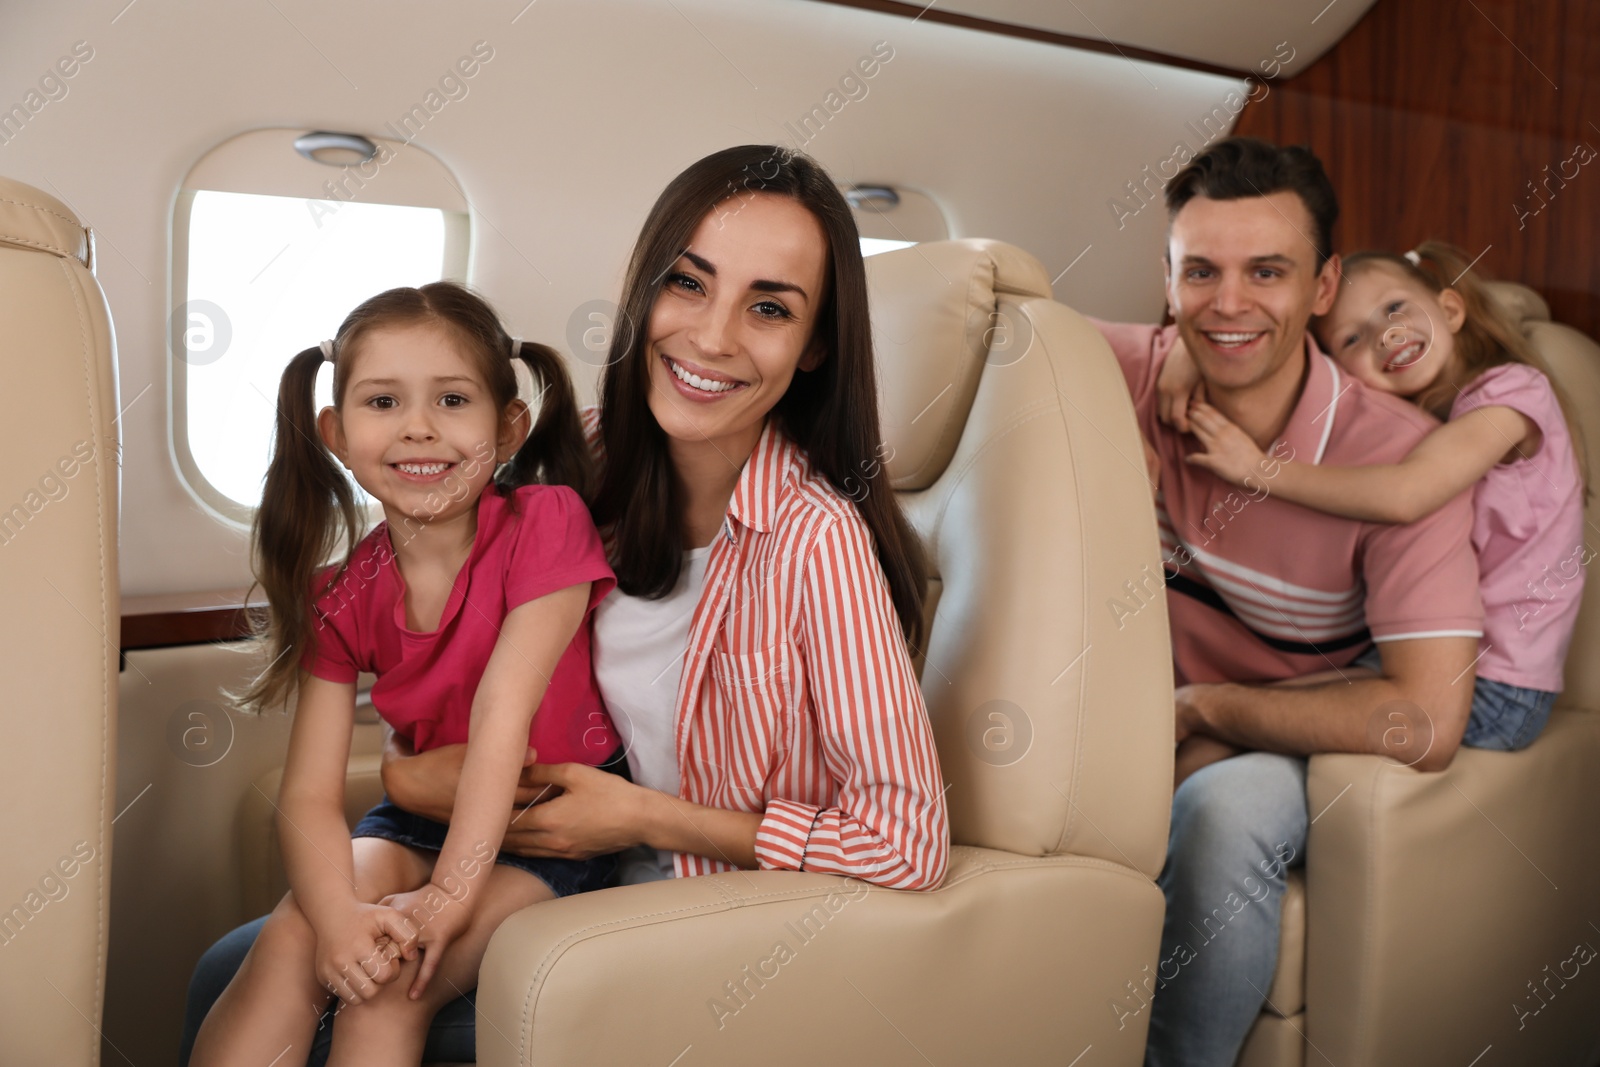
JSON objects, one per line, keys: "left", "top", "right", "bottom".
{"left": 315, "top": 902, "right": 417, "bottom": 1005}
{"left": 379, "top": 881, "right": 475, "bottom": 1000}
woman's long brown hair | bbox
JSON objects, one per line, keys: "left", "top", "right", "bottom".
{"left": 235, "top": 281, "right": 589, "bottom": 713}
{"left": 1333, "top": 241, "right": 1589, "bottom": 500}
{"left": 589, "top": 144, "right": 929, "bottom": 649}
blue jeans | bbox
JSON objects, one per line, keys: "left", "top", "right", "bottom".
{"left": 1464, "top": 677, "right": 1557, "bottom": 751}
{"left": 1352, "top": 645, "right": 1557, "bottom": 752}
{"left": 352, "top": 797, "right": 617, "bottom": 897}
{"left": 1144, "top": 752, "right": 1308, "bottom": 1067}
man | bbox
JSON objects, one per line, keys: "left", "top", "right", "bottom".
{"left": 1091, "top": 137, "right": 1484, "bottom": 1066}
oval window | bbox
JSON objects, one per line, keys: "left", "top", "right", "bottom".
{"left": 172, "top": 128, "right": 470, "bottom": 523}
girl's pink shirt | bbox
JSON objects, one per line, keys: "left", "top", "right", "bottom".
{"left": 302, "top": 483, "right": 619, "bottom": 763}
{"left": 1451, "top": 363, "right": 1586, "bottom": 692}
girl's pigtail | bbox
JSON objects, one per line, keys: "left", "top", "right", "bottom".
{"left": 234, "top": 346, "right": 362, "bottom": 713}
{"left": 498, "top": 341, "right": 594, "bottom": 501}
{"left": 1409, "top": 241, "right": 1590, "bottom": 502}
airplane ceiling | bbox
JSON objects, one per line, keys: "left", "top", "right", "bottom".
{"left": 0, "top": 0, "right": 1254, "bottom": 595}
{"left": 882, "top": 0, "right": 1380, "bottom": 74}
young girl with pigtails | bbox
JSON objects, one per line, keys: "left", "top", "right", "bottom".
{"left": 191, "top": 281, "right": 621, "bottom": 1066}
{"left": 1161, "top": 241, "right": 1588, "bottom": 753}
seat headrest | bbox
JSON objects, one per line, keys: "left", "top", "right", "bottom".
{"left": 0, "top": 175, "right": 91, "bottom": 266}
{"left": 1486, "top": 281, "right": 1550, "bottom": 325}
{"left": 868, "top": 239, "right": 1053, "bottom": 491}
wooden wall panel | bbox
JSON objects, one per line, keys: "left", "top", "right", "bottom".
{"left": 1234, "top": 0, "right": 1600, "bottom": 341}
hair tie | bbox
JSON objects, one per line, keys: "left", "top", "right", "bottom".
{"left": 1403, "top": 249, "right": 1422, "bottom": 266}
{"left": 320, "top": 339, "right": 335, "bottom": 362}
{"left": 510, "top": 336, "right": 523, "bottom": 359}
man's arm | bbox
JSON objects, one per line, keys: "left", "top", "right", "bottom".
{"left": 1179, "top": 635, "right": 1480, "bottom": 773}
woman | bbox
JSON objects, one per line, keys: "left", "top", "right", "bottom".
{"left": 181, "top": 145, "right": 948, "bottom": 1065}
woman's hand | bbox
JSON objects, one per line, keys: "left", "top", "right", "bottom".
{"left": 379, "top": 882, "right": 473, "bottom": 1000}
{"left": 314, "top": 902, "right": 417, "bottom": 1006}
{"left": 380, "top": 733, "right": 462, "bottom": 824}
{"left": 501, "top": 762, "right": 649, "bottom": 860}
{"left": 1157, "top": 334, "right": 1206, "bottom": 432}
{"left": 1183, "top": 402, "right": 1269, "bottom": 487}
{"left": 383, "top": 733, "right": 552, "bottom": 822}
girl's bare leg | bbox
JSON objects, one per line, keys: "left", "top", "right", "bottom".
{"left": 189, "top": 838, "right": 432, "bottom": 1067}
{"left": 326, "top": 864, "right": 555, "bottom": 1067}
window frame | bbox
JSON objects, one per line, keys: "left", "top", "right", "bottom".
{"left": 170, "top": 128, "right": 471, "bottom": 527}
{"left": 842, "top": 184, "right": 949, "bottom": 245}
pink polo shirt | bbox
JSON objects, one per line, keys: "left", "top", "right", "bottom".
{"left": 1092, "top": 320, "right": 1484, "bottom": 686}
{"left": 1450, "top": 363, "right": 1585, "bottom": 691}
{"left": 303, "top": 483, "right": 619, "bottom": 763}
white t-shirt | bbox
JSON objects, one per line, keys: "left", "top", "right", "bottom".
{"left": 592, "top": 544, "right": 711, "bottom": 881}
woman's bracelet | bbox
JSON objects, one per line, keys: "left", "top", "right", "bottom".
{"left": 798, "top": 810, "right": 826, "bottom": 871}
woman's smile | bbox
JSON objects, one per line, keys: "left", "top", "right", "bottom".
{"left": 659, "top": 353, "right": 750, "bottom": 399}
{"left": 644, "top": 192, "right": 828, "bottom": 457}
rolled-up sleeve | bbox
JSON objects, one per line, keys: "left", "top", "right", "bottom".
{"left": 752, "top": 513, "right": 949, "bottom": 890}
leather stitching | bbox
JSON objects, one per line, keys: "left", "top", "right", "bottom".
{"left": 1034, "top": 311, "right": 1141, "bottom": 860}
{"left": 0, "top": 230, "right": 76, "bottom": 260}
{"left": 1043, "top": 318, "right": 1094, "bottom": 855}
{"left": 926, "top": 398, "right": 1058, "bottom": 537}
{"left": 0, "top": 194, "right": 80, "bottom": 227}
{"left": 516, "top": 850, "right": 1148, "bottom": 1059}
{"left": 0, "top": 194, "right": 86, "bottom": 261}
{"left": 894, "top": 253, "right": 993, "bottom": 487}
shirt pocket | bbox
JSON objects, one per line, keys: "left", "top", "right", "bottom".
{"left": 709, "top": 641, "right": 797, "bottom": 783}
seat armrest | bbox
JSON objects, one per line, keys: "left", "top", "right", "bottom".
{"left": 1303, "top": 709, "right": 1600, "bottom": 1066}
{"left": 476, "top": 846, "right": 1166, "bottom": 1066}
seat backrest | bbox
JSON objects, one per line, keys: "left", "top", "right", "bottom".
{"left": 0, "top": 176, "right": 120, "bottom": 1064}
{"left": 1488, "top": 281, "right": 1600, "bottom": 712}
{"left": 866, "top": 239, "right": 1171, "bottom": 878}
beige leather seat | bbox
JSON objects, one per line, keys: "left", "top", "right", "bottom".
{"left": 241, "top": 238, "right": 1176, "bottom": 1063}
{"left": 471, "top": 238, "right": 1175, "bottom": 1064}
{"left": 1237, "top": 283, "right": 1600, "bottom": 1067}
{"left": 0, "top": 178, "right": 121, "bottom": 1063}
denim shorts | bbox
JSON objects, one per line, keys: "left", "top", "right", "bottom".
{"left": 351, "top": 800, "right": 616, "bottom": 898}
{"left": 351, "top": 748, "right": 629, "bottom": 899}
{"left": 1351, "top": 645, "right": 1555, "bottom": 753}
{"left": 1464, "top": 677, "right": 1558, "bottom": 751}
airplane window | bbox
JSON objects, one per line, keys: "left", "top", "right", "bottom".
{"left": 861, "top": 237, "right": 918, "bottom": 256}
{"left": 171, "top": 128, "right": 469, "bottom": 524}
{"left": 170, "top": 140, "right": 939, "bottom": 523}
{"left": 181, "top": 190, "right": 448, "bottom": 509}
{"left": 845, "top": 185, "right": 947, "bottom": 253}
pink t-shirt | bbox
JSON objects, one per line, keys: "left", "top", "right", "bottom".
{"left": 1092, "top": 320, "right": 1484, "bottom": 686}
{"left": 1450, "top": 363, "right": 1585, "bottom": 691}
{"left": 304, "top": 484, "right": 619, "bottom": 763}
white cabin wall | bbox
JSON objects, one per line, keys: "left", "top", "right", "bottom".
{"left": 0, "top": 0, "right": 1242, "bottom": 597}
